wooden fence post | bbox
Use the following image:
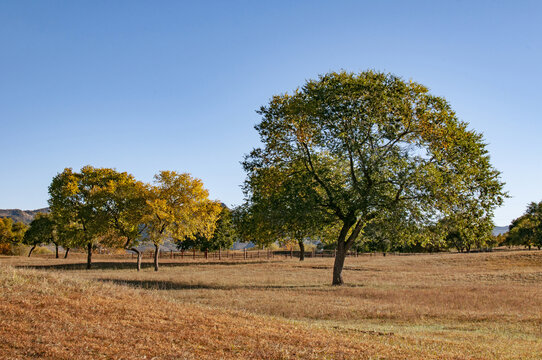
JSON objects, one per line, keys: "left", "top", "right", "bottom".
{"left": 205, "top": 250, "right": 208, "bottom": 259}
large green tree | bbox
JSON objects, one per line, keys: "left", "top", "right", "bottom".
{"left": 243, "top": 71, "right": 506, "bottom": 285}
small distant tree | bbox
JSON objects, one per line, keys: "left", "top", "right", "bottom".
{"left": 146, "top": 171, "right": 222, "bottom": 271}
{"left": 0, "top": 218, "right": 27, "bottom": 254}
{"left": 23, "top": 213, "right": 55, "bottom": 257}
{"left": 506, "top": 201, "right": 542, "bottom": 250}
{"left": 439, "top": 210, "right": 495, "bottom": 252}
{"left": 0, "top": 218, "right": 15, "bottom": 250}
{"left": 177, "top": 206, "right": 236, "bottom": 252}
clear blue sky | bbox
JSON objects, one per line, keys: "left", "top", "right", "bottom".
{"left": 1, "top": 1, "right": 540, "bottom": 226}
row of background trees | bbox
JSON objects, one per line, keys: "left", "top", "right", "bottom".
{"left": 3, "top": 195, "right": 539, "bottom": 263}
{"left": 18, "top": 167, "right": 233, "bottom": 271}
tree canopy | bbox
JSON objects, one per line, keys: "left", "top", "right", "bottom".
{"left": 505, "top": 201, "right": 542, "bottom": 250}
{"left": 243, "top": 70, "right": 506, "bottom": 285}
{"left": 48, "top": 167, "right": 222, "bottom": 270}
{"left": 146, "top": 171, "right": 222, "bottom": 270}
{"left": 48, "top": 166, "right": 120, "bottom": 269}
{"left": 23, "top": 213, "right": 55, "bottom": 257}
{"left": 239, "top": 162, "right": 329, "bottom": 260}
{"left": 0, "top": 217, "right": 27, "bottom": 254}
{"left": 177, "top": 206, "right": 237, "bottom": 252}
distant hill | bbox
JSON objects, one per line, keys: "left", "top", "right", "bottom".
{"left": 492, "top": 226, "right": 509, "bottom": 236}
{"left": 0, "top": 208, "right": 50, "bottom": 224}
{"left": 232, "top": 241, "right": 255, "bottom": 250}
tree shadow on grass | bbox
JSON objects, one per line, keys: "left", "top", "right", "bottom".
{"left": 16, "top": 260, "right": 276, "bottom": 271}
{"left": 96, "top": 278, "right": 326, "bottom": 291}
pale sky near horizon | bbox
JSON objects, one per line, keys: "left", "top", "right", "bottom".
{"left": 1, "top": 1, "right": 541, "bottom": 226}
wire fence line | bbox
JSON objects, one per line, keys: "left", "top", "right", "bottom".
{"left": 119, "top": 249, "right": 366, "bottom": 261}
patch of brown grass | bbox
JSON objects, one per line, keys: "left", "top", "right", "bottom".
{"left": 0, "top": 265, "right": 450, "bottom": 360}
{"left": 2, "top": 250, "right": 542, "bottom": 359}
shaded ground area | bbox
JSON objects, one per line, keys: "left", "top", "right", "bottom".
{"left": 15, "top": 259, "right": 274, "bottom": 271}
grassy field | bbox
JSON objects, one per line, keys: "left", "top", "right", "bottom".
{"left": 1, "top": 250, "right": 541, "bottom": 359}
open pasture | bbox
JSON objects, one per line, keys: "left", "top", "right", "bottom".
{"left": 1, "top": 250, "right": 541, "bottom": 359}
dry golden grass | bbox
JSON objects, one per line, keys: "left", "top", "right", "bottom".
{"left": 1, "top": 250, "right": 541, "bottom": 359}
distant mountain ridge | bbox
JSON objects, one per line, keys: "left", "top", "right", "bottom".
{"left": 0, "top": 208, "right": 50, "bottom": 224}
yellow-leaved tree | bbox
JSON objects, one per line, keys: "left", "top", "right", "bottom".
{"left": 146, "top": 171, "right": 222, "bottom": 271}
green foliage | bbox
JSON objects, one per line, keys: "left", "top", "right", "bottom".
{"left": 23, "top": 213, "right": 56, "bottom": 255}
{"left": 238, "top": 160, "right": 331, "bottom": 250}
{"left": 0, "top": 217, "right": 28, "bottom": 254}
{"left": 0, "top": 217, "right": 27, "bottom": 245}
{"left": 48, "top": 166, "right": 152, "bottom": 267}
{"left": 0, "top": 218, "right": 28, "bottom": 255}
{"left": 438, "top": 212, "right": 495, "bottom": 252}
{"left": 93, "top": 171, "right": 149, "bottom": 250}
{"left": 177, "top": 206, "right": 236, "bottom": 251}
{"left": 0, "top": 217, "right": 15, "bottom": 245}
{"left": 505, "top": 201, "right": 542, "bottom": 249}
{"left": 48, "top": 166, "right": 113, "bottom": 248}
{"left": 146, "top": 171, "right": 222, "bottom": 247}
{"left": 243, "top": 70, "right": 506, "bottom": 284}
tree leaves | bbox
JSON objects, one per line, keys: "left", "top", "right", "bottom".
{"left": 243, "top": 71, "right": 506, "bottom": 282}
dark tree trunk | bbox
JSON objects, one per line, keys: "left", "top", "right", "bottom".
{"left": 154, "top": 244, "right": 159, "bottom": 271}
{"left": 28, "top": 245, "right": 36, "bottom": 257}
{"left": 87, "top": 242, "right": 92, "bottom": 269}
{"left": 332, "top": 218, "right": 362, "bottom": 286}
{"left": 332, "top": 240, "right": 347, "bottom": 285}
{"left": 298, "top": 239, "right": 305, "bottom": 261}
{"left": 64, "top": 248, "right": 70, "bottom": 259}
{"left": 54, "top": 243, "right": 59, "bottom": 258}
{"left": 130, "top": 248, "right": 142, "bottom": 271}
